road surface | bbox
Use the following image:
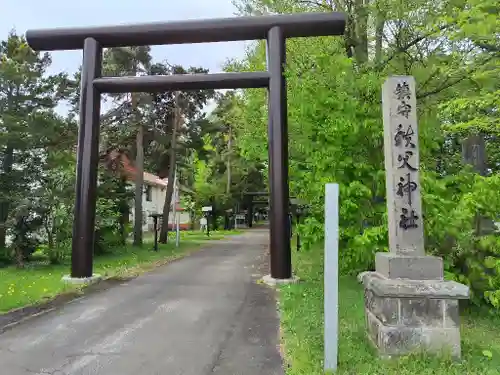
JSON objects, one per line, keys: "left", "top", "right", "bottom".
{"left": 0, "top": 229, "right": 284, "bottom": 375}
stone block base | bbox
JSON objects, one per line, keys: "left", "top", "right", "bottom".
{"left": 375, "top": 252, "right": 443, "bottom": 280}
{"left": 262, "top": 274, "right": 299, "bottom": 286}
{"left": 365, "top": 297, "right": 461, "bottom": 358}
{"left": 61, "top": 274, "right": 102, "bottom": 285}
{"left": 360, "top": 271, "right": 469, "bottom": 359}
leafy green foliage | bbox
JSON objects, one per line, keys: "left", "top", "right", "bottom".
{"left": 94, "top": 165, "right": 134, "bottom": 255}
{"left": 35, "top": 150, "right": 77, "bottom": 264}
{"left": 222, "top": 0, "right": 500, "bottom": 311}
{"left": 422, "top": 171, "right": 500, "bottom": 305}
{"left": 0, "top": 32, "right": 72, "bottom": 265}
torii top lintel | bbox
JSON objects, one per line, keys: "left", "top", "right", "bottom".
{"left": 25, "top": 12, "right": 346, "bottom": 51}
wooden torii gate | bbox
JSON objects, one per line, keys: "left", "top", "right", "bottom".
{"left": 26, "top": 12, "right": 346, "bottom": 281}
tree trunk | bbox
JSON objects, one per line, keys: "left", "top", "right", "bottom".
{"left": 159, "top": 92, "right": 181, "bottom": 243}
{"left": 374, "top": 9, "right": 385, "bottom": 64}
{"left": 354, "top": 0, "right": 369, "bottom": 64}
{"left": 118, "top": 176, "right": 128, "bottom": 245}
{"left": 46, "top": 222, "right": 56, "bottom": 264}
{"left": 47, "top": 221, "right": 54, "bottom": 250}
{"left": 226, "top": 124, "right": 232, "bottom": 195}
{"left": 189, "top": 210, "right": 195, "bottom": 230}
{"left": 133, "top": 92, "right": 144, "bottom": 247}
{"left": 211, "top": 197, "right": 218, "bottom": 231}
{"left": 0, "top": 146, "right": 14, "bottom": 249}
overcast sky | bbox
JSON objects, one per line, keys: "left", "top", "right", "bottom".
{"left": 0, "top": 0, "right": 250, "bottom": 113}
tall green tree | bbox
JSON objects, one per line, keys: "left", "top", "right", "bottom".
{"left": 103, "top": 46, "right": 152, "bottom": 246}
{"left": 188, "top": 93, "right": 267, "bottom": 222}
{"left": 146, "top": 62, "right": 215, "bottom": 243}
{"left": 0, "top": 32, "right": 69, "bottom": 254}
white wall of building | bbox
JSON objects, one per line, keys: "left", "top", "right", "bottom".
{"left": 129, "top": 181, "right": 190, "bottom": 232}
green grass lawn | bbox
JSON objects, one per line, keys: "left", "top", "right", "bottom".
{"left": 279, "top": 246, "right": 500, "bottom": 375}
{"left": 0, "top": 229, "right": 240, "bottom": 313}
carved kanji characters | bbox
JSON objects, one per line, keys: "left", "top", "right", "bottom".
{"left": 397, "top": 173, "right": 418, "bottom": 206}
{"left": 394, "top": 81, "right": 411, "bottom": 101}
{"left": 397, "top": 101, "right": 412, "bottom": 118}
{"left": 399, "top": 208, "right": 419, "bottom": 230}
{"left": 394, "top": 124, "right": 415, "bottom": 148}
{"left": 397, "top": 151, "right": 418, "bottom": 171}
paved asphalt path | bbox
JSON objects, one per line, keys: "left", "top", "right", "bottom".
{"left": 0, "top": 229, "right": 284, "bottom": 375}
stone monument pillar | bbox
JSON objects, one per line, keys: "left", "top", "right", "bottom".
{"left": 462, "top": 135, "right": 496, "bottom": 235}
{"left": 359, "top": 76, "right": 469, "bottom": 359}
{"left": 462, "top": 135, "right": 486, "bottom": 176}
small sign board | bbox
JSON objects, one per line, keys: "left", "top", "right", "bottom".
{"left": 202, "top": 206, "right": 213, "bottom": 212}
{"left": 236, "top": 214, "right": 245, "bottom": 220}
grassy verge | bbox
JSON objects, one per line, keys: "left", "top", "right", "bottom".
{"left": 279, "top": 245, "right": 500, "bottom": 375}
{"left": 0, "top": 229, "right": 240, "bottom": 313}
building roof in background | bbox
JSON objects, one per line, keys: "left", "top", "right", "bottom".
{"left": 103, "top": 149, "right": 168, "bottom": 188}
{"left": 102, "top": 149, "right": 194, "bottom": 193}
{"left": 143, "top": 171, "right": 168, "bottom": 187}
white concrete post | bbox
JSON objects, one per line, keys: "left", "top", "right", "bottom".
{"left": 324, "top": 183, "right": 339, "bottom": 373}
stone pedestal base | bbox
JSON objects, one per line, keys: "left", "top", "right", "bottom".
{"left": 262, "top": 274, "right": 299, "bottom": 286}
{"left": 359, "top": 266, "right": 469, "bottom": 359}
{"left": 61, "top": 274, "right": 102, "bottom": 285}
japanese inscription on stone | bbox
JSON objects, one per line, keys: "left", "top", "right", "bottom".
{"left": 382, "top": 76, "right": 425, "bottom": 255}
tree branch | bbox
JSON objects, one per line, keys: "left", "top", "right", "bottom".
{"left": 416, "top": 76, "right": 467, "bottom": 100}
{"left": 297, "top": 0, "right": 338, "bottom": 11}
{"left": 416, "top": 55, "right": 495, "bottom": 100}
{"left": 377, "top": 23, "right": 453, "bottom": 70}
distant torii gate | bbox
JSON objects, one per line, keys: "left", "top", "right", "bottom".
{"left": 243, "top": 191, "right": 296, "bottom": 229}
{"left": 26, "top": 12, "right": 346, "bottom": 281}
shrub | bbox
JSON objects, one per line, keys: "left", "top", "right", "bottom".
{"left": 423, "top": 171, "right": 500, "bottom": 307}
{"left": 298, "top": 169, "right": 500, "bottom": 310}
